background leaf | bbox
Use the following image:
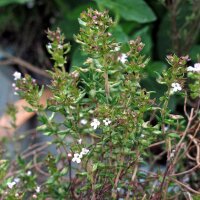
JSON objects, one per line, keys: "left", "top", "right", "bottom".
{"left": 95, "top": 0, "right": 156, "bottom": 23}
{"left": 0, "top": 0, "right": 30, "bottom": 7}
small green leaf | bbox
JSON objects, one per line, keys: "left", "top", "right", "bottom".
{"left": 168, "top": 133, "right": 180, "bottom": 139}
{"left": 92, "top": 163, "right": 98, "bottom": 172}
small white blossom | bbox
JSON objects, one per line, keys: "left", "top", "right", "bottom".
{"left": 90, "top": 118, "right": 100, "bottom": 130}
{"left": 13, "top": 71, "right": 21, "bottom": 80}
{"left": 78, "top": 138, "right": 82, "bottom": 144}
{"left": 170, "top": 149, "right": 176, "bottom": 159}
{"left": 141, "top": 134, "right": 145, "bottom": 138}
{"left": 72, "top": 153, "right": 81, "bottom": 164}
{"left": 15, "top": 193, "right": 19, "bottom": 197}
{"left": 114, "top": 46, "right": 120, "bottom": 52}
{"left": 164, "top": 126, "right": 169, "bottom": 131}
{"left": 187, "top": 63, "right": 200, "bottom": 72}
{"left": 47, "top": 43, "right": 52, "bottom": 49}
{"left": 14, "top": 92, "right": 18, "bottom": 95}
{"left": 14, "top": 177, "right": 20, "bottom": 183}
{"left": 58, "top": 44, "right": 63, "bottom": 49}
{"left": 27, "top": 171, "right": 32, "bottom": 176}
{"left": 187, "top": 66, "right": 194, "bottom": 72}
{"left": 80, "top": 148, "right": 89, "bottom": 156}
{"left": 117, "top": 53, "right": 128, "bottom": 64}
{"left": 103, "top": 118, "right": 111, "bottom": 126}
{"left": 7, "top": 182, "right": 16, "bottom": 189}
{"left": 171, "top": 82, "right": 182, "bottom": 93}
{"left": 32, "top": 79, "right": 36, "bottom": 83}
{"left": 80, "top": 119, "right": 87, "bottom": 125}
{"left": 36, "top": 186, "right": 40, "bottom": 193}
{"left": 32, "top": 194, "right": 37, "bottom": 199}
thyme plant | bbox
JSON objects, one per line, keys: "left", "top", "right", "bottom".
{"left": 0, "top": 8, "right": 200, "bottom": 200}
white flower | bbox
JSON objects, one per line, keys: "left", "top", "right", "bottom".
{"left": 103, "top": 118, "right": 111, "bottom": 126}
{"left": 117, "top": 53, "right": 128, "bottom": 64}
{"left": 14, "top": 177, "right": 20, "bottom": 183}
{"left": 47, "top": 43, "right": 52, "bottom": 49}
{"left": 187, "top": 63, "right": 200, "bottom": 72}
{"left": 171, "top": 82, "right": 182, "bottom": 93}
{"left": 80, "top": 148, "right": 89, "bottom": 156}
{"left": 90, "top": 118, "right": 100, "bottom": 130}
{"left": 78, "top": 138, "right": 82, "bottom": 144}
{"left": 72, "top": 153, "right": 81, "bottom": 164}
{"left": 15, "top": 193, "right": 19, "bottom": 197}
{"left": 13, "top": 71, "right": 21, "bottom": 80}
{"left": 195, "top": 63, "right": 200, "bottom": 71}
{"left": 114, "top": 46, "right": 120, "bottom": 52}
{"left": 36, "top": 186, "right": 40, "bottom": 193}
{"left": 141, "top": 134, "right": 145, "bottom": 138}
{"left": 80, "top": 119, "right": 87, "bottom": 125}
{"left": 58, "top": 44, "right": 63, "bottom": 49}
{"left": 27, "top": 171, "right": 32, "bottom": 176}
{"left": 14, "top": 92, "right": 18, "bottom": 95}
{"left": 187, "top": 66, "right": 194, "bottom": 72}
{"left": 7, "top": 181, "right": 16, "bottom": 189}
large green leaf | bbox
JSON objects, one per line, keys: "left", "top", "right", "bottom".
{"left": 110, "top": 25, "right": 129, "bottom": 43}
{"left": 95, "top": 0, "right": 156, "bottom": 23}
{"left": 0, "top": 0, "right": 30, "bottom": 7}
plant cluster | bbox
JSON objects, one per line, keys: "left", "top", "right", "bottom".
{"left": 0, "top": 8, "right": 200, "bottom": 200}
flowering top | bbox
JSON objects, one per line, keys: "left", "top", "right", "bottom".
{"left": 91, "top": 118, "right": 100, "bottom": 130}
{"left": 171, "top": 82, "right": 182, "bottom": 93}
{"left": 187, "top": 63, "right": 200, "bottom": 72}
{"left": 13, "top": 71, "right": 21, "bottom": 80}
{"left": 117, "top": 53, "right": 128, "bottom": 64}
